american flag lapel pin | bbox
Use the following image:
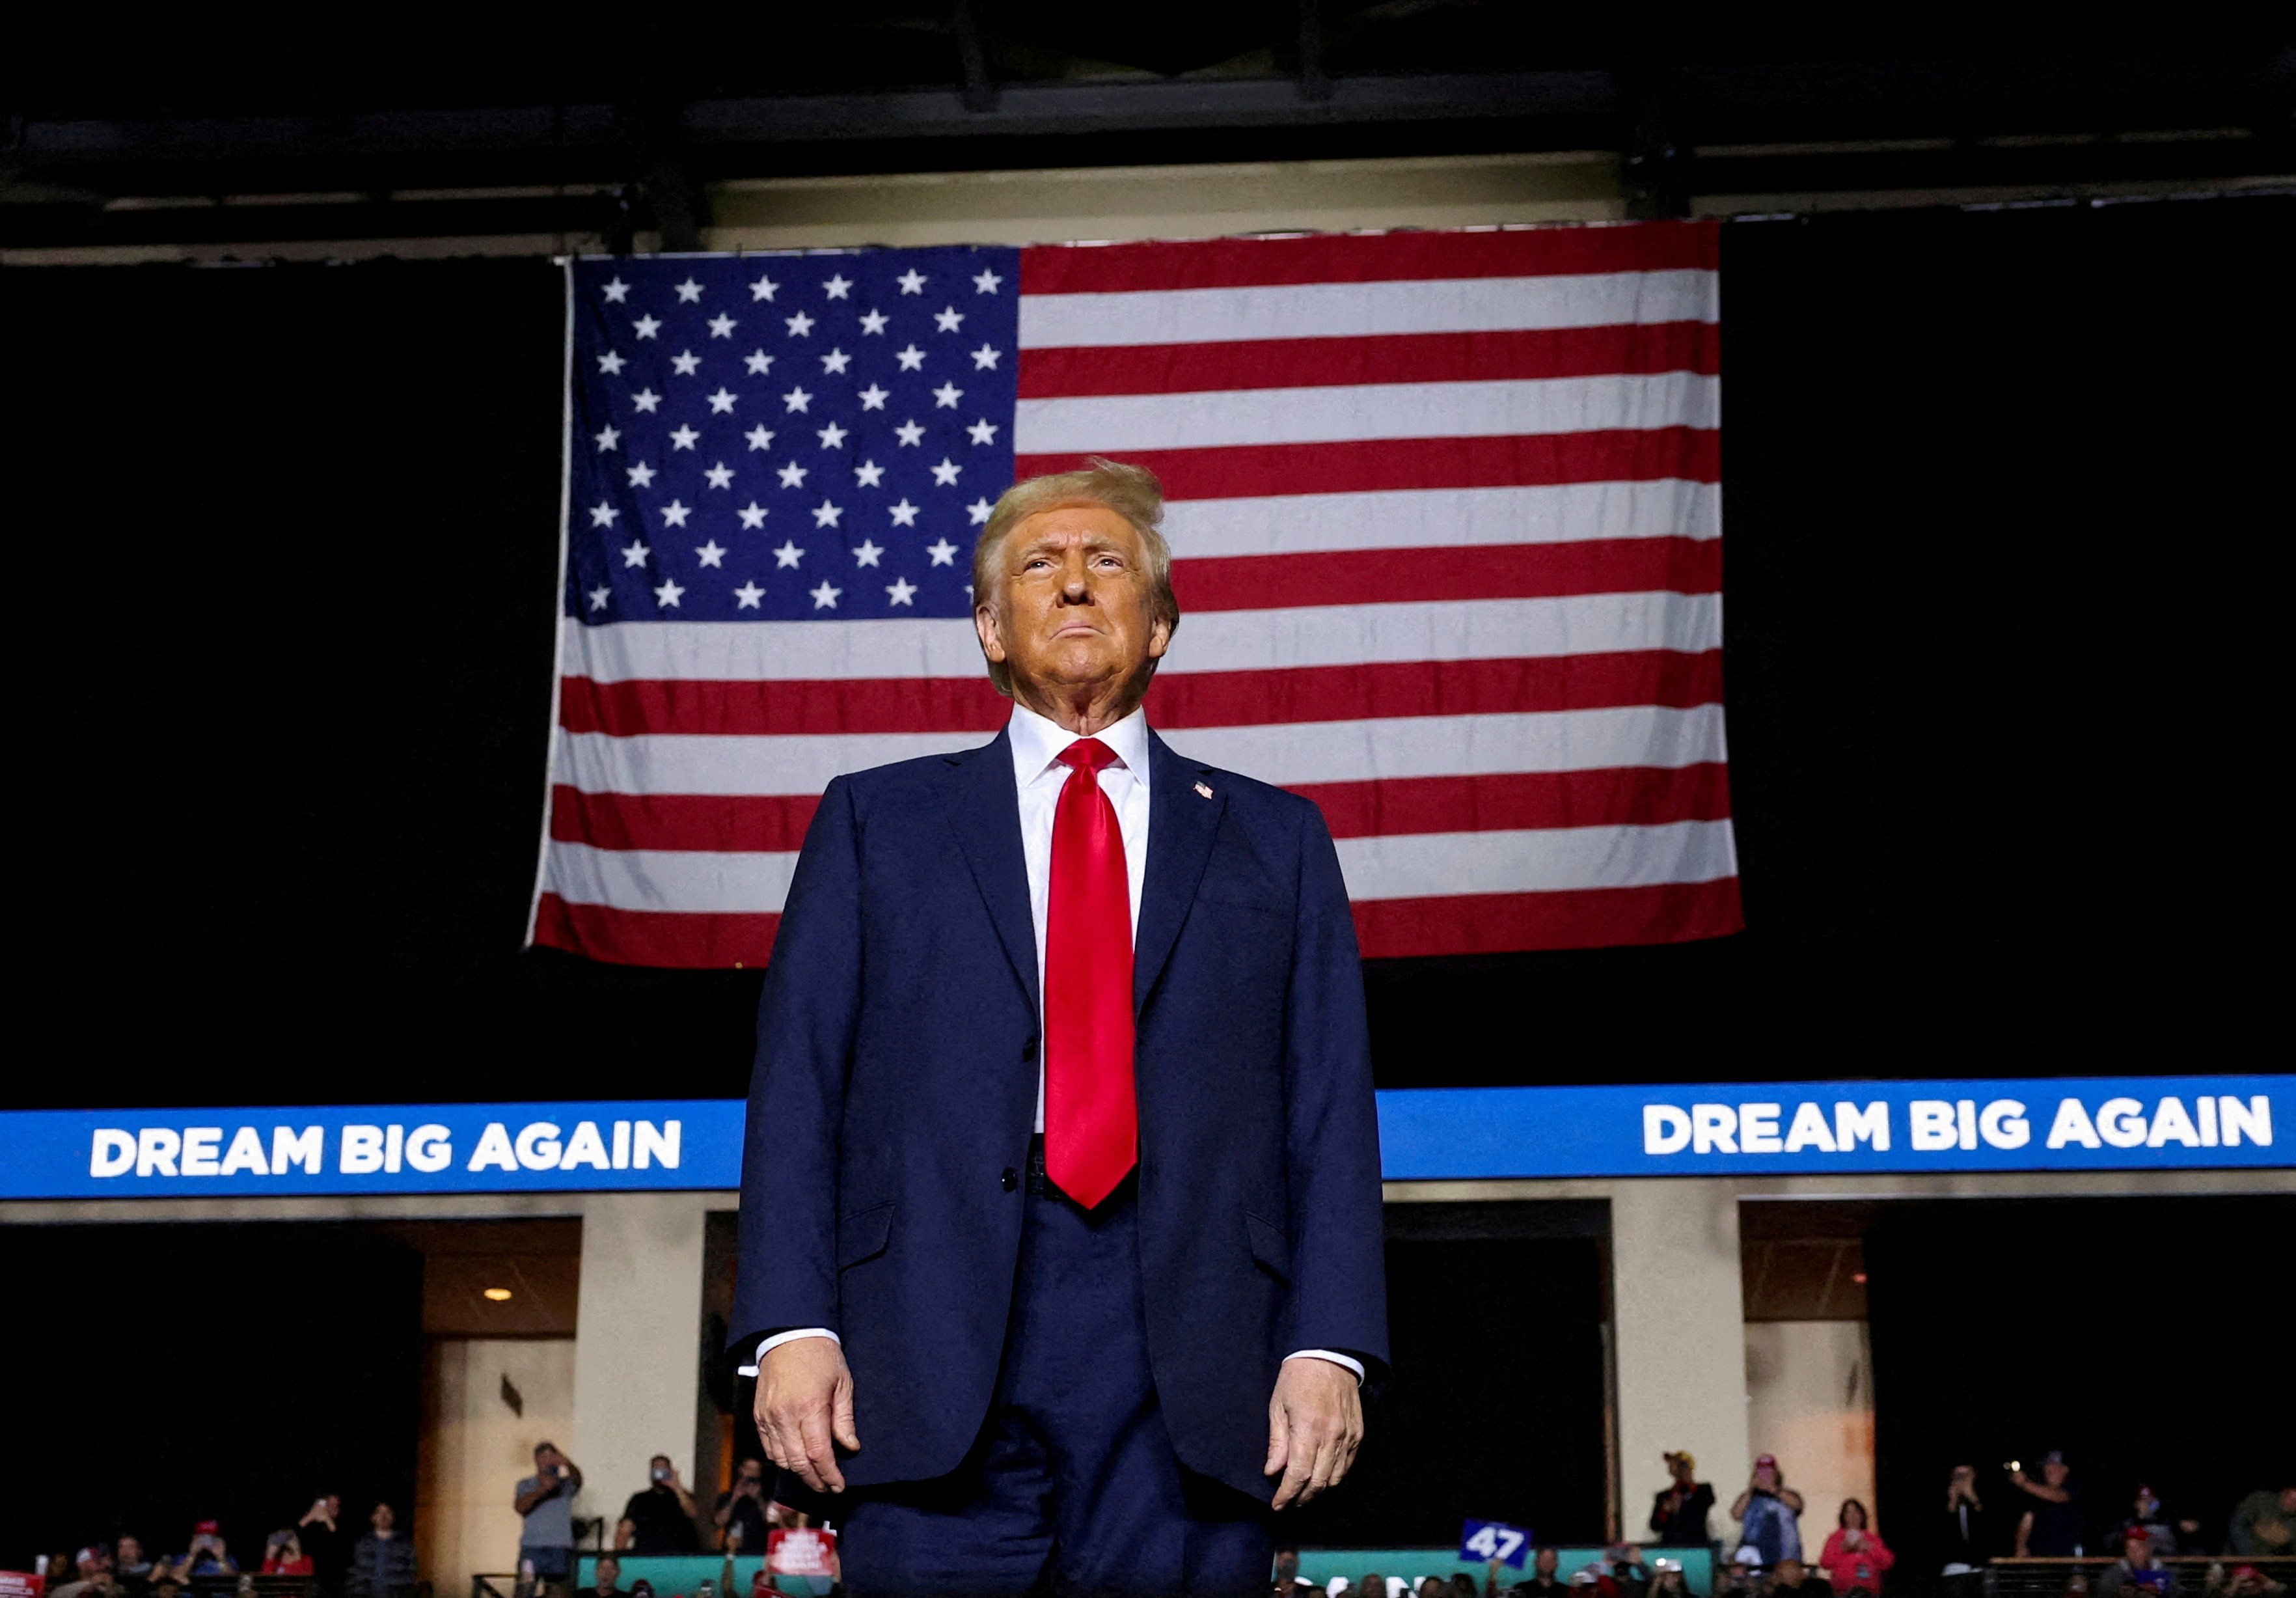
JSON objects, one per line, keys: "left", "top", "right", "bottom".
{"left": 1194, "top": 780, "right": 1214, "bottom": 799}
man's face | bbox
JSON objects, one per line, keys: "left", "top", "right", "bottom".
{"left": 651, "top": 1457, "right": 672, "bottom": 1485}
{"left": 2044, "top": 1461, "right": 2069, "bottom": 1488}
{"left": 597, "top": 1564, "right": 620, "bottom": 1591}
{"left": 1776, "top": 1562, "right": 1804, "bottom": 1588}
{"left": 976, "top": 506, "right": 1168, "bottom": 708}
{"left": 1537, "top": 1550, "right": 1559, "bottom": 1577}
{"left": 536, "top": 1448, "right": 561, "bottom": 1473}
{"left": 372, "top": 1506, "right": 394, "bottom": 1534}
{"left": 1276, "top": 1551, "right": 1298, "bottom": 1577}
{"left": 737, "top": 1461, "right": 764, "bottom": 1489}
{"left": 118, "top": 1541, "right": 142, "bottom": 1566}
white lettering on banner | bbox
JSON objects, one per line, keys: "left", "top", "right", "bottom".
{"left": 1644, "top": 1107, "right": 1699, "bottom": 1152}
{"left": 385, "top": 1125, "right": 405, "bottom": 1174}
{"left": 2220, "top": 1095, "right": 2271, "bottom": 1147}
{"left": 90, "top": 1129, "right": 135, "bottom": 1178}
{"left": 2096, "top": 1097, "right": 2147, "bottom": 1148}
{"left": 469, "top": 1122, "right": 519, "bottom": 1171}
{"left": 221, "top": 1127, "right": 269, "bottom": 1175}
{"left": 1911, "top": 1101, "right": 1956, "bottom": 1151}
{"left": 274, "top": 1125, "right": 325, "bottom": 1174}
{"left": 2198, "top": 1097, "right": 2219, "bottom": 1146}
{"left": 342, "top": 1125, "right": 387, "bottom": 1174}
{"left": 1979, "top": 1101, "right": 2030, "bottom": 1148}
{"left": 612, "top": 1120, "right": 633, "bottom": 1169}
{"left": 137, "top": 1127, "right": 180, "bottom": 1177}
{"left": 1835, "top": 1101, "right": 1889, "bottom": 1151}
{"left": 1956, "top": 1099, "right": 1977, "bottom": 1150}
{"left": 1691, "top": 1103, "right": 1736, "bottom": 1153}
{"left": 406, "top": 1125, "right": 454, "bottom": 1173}
{"left": 1740, "top": 1103, "right": 1783, "bottom": 1153}
{"left": 2046, "top": 1099, "right": 2101, "bottom": 1149}
{"left": 560, "top": 1120, "right": 612, "bottom": 1170}
{"left": 181, "top": 1127, "right": 223, "bottom": 1176}
{"left": 634, "top": 1120, "right": 681, "bottom": 1170}
{"left": 2147, "top": 1098, "right": 2201, "bottom": 1148}
{"left": 514, "top": 1122, "right": 564, "bottom": 1171}
{"left": 1784, "top": 1102, "right": 1837, "bottom": 1151}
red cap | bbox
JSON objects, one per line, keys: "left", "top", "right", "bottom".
{"left": 2232, "top": 1569, "right": 2262, "bottom": 1584}
{"left": 1755, "top": 1455, "right": 1778, "bottom": 1468}
{"left": 2124, "top": 1528, "right": 2152, "bottom": 1543}
{"left": 195, "top": 1522, "right": 221, "bottom": 1536}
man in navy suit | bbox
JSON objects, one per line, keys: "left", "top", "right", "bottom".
{"left": 733, "top": 458, "right": 1388, "bottom": 1596}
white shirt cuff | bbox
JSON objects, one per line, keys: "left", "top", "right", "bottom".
{"left": 1285, "top": 1348, "right": 1366, "bottom": 1384}
{"left": 735, "top": 1327, "right": 840, "bottom": 1376}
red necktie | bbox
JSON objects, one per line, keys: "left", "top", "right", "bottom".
{"left": 1043, "top": 737, "right": 1137, "bottom": 1208}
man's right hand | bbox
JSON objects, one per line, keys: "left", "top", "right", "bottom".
{"left": 756, "top": 1338, "right": 860, "bottom": 1494}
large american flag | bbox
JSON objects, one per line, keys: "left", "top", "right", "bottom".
{"left": 532, "top": 223, "right": 1740, "bottom": 968}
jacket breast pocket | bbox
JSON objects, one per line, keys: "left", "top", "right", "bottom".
{"left": 838, "top": 1200, "right": 895, "bottom": 1270}
{"left": 1244, "top": 1208, "right": 1291, "bottom": 1283}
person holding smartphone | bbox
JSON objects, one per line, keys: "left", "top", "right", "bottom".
{"left": 515, "top": 1442, "right": 584, "bottom": 1590}
{"left": 621, "top": 1455, "right": 704, "bottom": 1554}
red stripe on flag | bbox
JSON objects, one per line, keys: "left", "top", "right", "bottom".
{"left": 1151, "top": 651, "right": 1721, "bottom": 726}
{"left": 1015, "top": 428, "right": 1719, "bottom": 501}
{"left": 1350, "top": 877, "right": 1743, "bottom": 959}
{"left": 1020, "top": 222, "right": 1719, "bottom": 294}
{"left": 550, "top": 786, "right": 821, "bottom": 853}
{"left": 534, "top": 893, "right": 782, "bottom": 969}
{"left": 1297, "top": 764, "right": 1733, "bottom": 840}
{"left": 560, "top": 652, "right": 1720, "bottom": 739}
{"left": 1018, "top": 322, "right": 1719, "bottom": 398}
{"left": 560, "top": 674, "right": 1010, "bottom": 737}
{"left": 1171, "top": 537, "right": 1719, "bottom": 613}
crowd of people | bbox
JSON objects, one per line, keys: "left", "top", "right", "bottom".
{"left": 33, "top": 1500, "right": 417, "bottom": 1598}
{"left": 33, "top": 1452, "right": 2288, "bottom": 1598}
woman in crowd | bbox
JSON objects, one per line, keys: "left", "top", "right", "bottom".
{"left": 262, "top": 1532, "right": 314, "bottom": 1577}
{"left": 1818, "top": 1500, "right": 1895, "bottom": 1597}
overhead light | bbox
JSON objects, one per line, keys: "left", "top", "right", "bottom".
{"left": 484, "top": 1287, "right": 514, "bottom": 1301}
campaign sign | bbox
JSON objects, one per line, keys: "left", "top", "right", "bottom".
{"left": 1461, "top": 1521, "right": 1531, "bottom": 1568}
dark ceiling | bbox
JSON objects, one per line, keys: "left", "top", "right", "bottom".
{"left": 5, "top": 7, "right": 2289, "bottom": 251}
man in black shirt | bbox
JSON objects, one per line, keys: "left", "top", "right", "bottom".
{"left": 620, "top": 1457, "right": 704, "bottom": 1555}
{"left": 1650, "top": 1452, "right": 1716, "bottom": 1549}
{"left": 2013, "top": 1453, "right": 2084, "bottom": 1558}
{"left": 712, "top": 1458, "right": 773, "bottom": 1554}
{"left": 1770, "top": 1558, "right": 1833, "bottom": 1598}
{"left": 587, "top": 1555, "right": 627, "bottom": 1598}
{"left": 1510, "top": 1549, "right": 1570, "bottom": 1598}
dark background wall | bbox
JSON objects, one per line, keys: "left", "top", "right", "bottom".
{"left": 1866, "top": 1194, "right": 2292, "bottom": 1569}
{"left": 3, "top": 193, "right": 2287, "bottom": 1111}
{"left": 0, "top": 1223, "right": 424, "bottom": 1569}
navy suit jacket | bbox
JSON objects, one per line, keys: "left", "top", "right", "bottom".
{"left": 731, "top": 724, "right": 1389, "bottom": 1500}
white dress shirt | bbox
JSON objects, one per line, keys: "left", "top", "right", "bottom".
{"left": 743, "top": 706, "right": 1362, "bottom": 1385}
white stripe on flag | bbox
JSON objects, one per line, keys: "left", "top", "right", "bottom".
{"left": 562, "top": 615, "right": 984, "bottom": 684}
{"left": 1017, "top": 269, "right": 1717, "bottom": 350}
{"left": 552, "top": 704, "right": 1726, "bottom": 799}
{"left": 1014, "top": 373, "right": 1718, "bottom": 455}
{"left": 1160, "top": 482, "right": 1721, "bottom": 558}
{"left": 546, "top": 838, "right": 799, "bottom": 915}
{"left": 560, "top": 592, "right": 1722, "bottom": 686}
{"left": 1333, "top": 820, "right": 1740, "bottom": 902}
{"left": 1159, "top": 592, "right": 1721, "bottom": 674}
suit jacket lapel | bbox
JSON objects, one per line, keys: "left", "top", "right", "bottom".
{"left": 939, "top": 730, "right": 1039, "bottom": 1014}
{"left": 1134, "top": 729, "right": 1225, "bottom": 1012}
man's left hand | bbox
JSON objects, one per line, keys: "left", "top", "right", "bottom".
{"left": 1264, "top": 1357, "right": 1363, "bottom": 1509}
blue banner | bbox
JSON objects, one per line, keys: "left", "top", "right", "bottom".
{"left": 0, "top": 1077, "right": 2283, "bottom": 1201}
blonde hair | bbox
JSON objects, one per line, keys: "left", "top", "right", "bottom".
{"left": 972, "top": 457, "right": 1181, "bottom": 696}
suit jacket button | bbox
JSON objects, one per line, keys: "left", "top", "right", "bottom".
{"left": 1000, "top": 1168, "right": 1020, "bottom": 1192}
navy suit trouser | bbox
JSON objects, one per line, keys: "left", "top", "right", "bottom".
{"left": 840, "top": 1168, "right": 1272, "bottom": 1598}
